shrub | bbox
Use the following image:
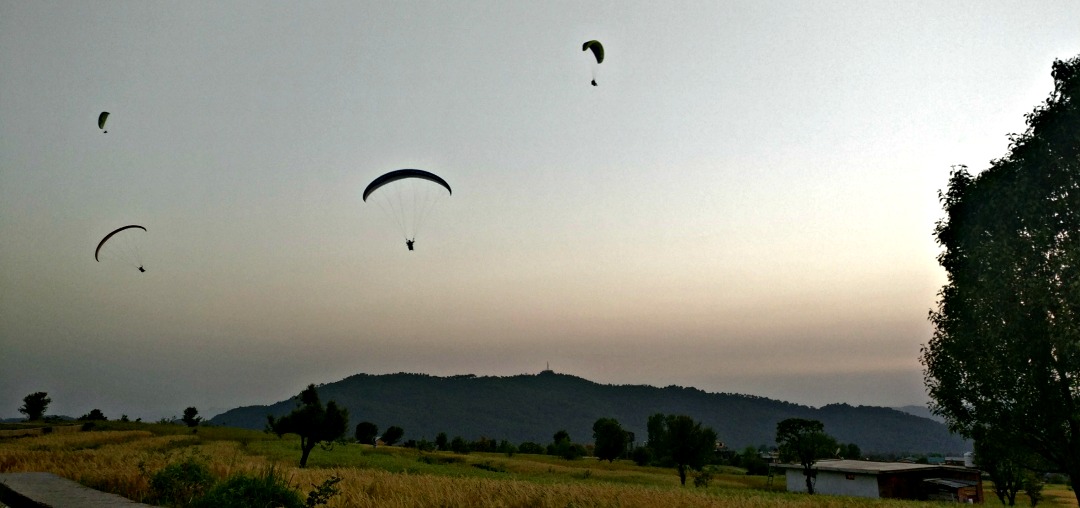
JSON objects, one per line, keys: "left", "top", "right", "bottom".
{"left": 304, "top": 475, "right": 341, "bottom": 507}
{"left": 190, "top": 467, "right": 303, "bottom": 508}
{"left": 148, "top": 456, "right": 215, "bottom": 506}
{"left": 517, "top": 441, "right": 545, "bottom": 455}
{"left": 693, "top": 470, "right": 712, "bottom": 488}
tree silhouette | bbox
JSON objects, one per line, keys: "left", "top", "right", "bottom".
{"left": 776, "top": 418, "right": 838, "bottom": 494}
{"left": 182, "top": 407, "right": 202, "bottom": 427}
{"left": 18, "top": 392, "right": 51, "bottom": 421}
{"left": 267, "top": 384, "right": 348, "bottom": 468}
{"left": 592, "top": 417, "right": 628, "bottom": 462}
{"left": 922, "top": 54, "right": 1080, "bottom": 504}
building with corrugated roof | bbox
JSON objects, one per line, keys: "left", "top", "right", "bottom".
{"left": 775, "top": 459, "right": 983, "bottom": 503}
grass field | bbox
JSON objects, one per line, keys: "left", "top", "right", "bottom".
{"left": 1, "top": 422, "right": 1076, "bottom": 507}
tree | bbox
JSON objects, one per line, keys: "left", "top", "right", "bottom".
{"left": 182, "top": 407, "right": 202, "bottom": 428}
{"left": 381, "top": 425, "right": 404, "bottom": 446}
{"left": 921, "top": 54, "right": 1080, "bottom": 505}
{"left": 775, "top": 418, "right": 839, "bottom": 495}
{"left": 645, "top": 413, "right": 718, "bottom": 485}
{"left": 266, "top": 384, "right": 348, "bottom": 468}
{"left": 592, "top": 417, "right": 628, "bottom": 462}
{"left": 450, "top": 436, "right": 469, "bottom": 454}
{"left": 435, "top": 432, "right": 448, "bottom": 451}
{"left": 840, "top": 443, "right": 861, "bottom": 460}
{"left": 355, "top": 421, "right": 378, "bottom": 446}
{"left": 548, "top": 429, "right": 583, "bottom": 459}
{"left": 18, "top": 392, "right": 51, "bottom": 421}
{"left": 974, "top": 426, "right": 1025, "bottom": 506}
{"left": 664, "top": 415, "right": 718, "bottom": 486}
{"left": 78, "top": 409, "right": 108, "bottom": 421}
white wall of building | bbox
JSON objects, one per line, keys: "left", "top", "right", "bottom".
{"left": 785, "top": 469, "right": 879, "bottom": 498}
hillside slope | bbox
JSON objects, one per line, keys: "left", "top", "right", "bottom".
{"left": 209, "top": 371, "right": 967, "bottom": 455}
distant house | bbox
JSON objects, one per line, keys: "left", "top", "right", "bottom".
{"left": 775, "top": 459, "right": 983, "bottom": 503}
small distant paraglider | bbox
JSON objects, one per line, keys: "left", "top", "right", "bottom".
{"left": 95, "top": 224, "right": 146, "bottom": 272}
{"left": 582, "top": 40, "right": 603, "bottom": 86}
{"left": 98, "top": 112, "right": 110, "bottom": 133}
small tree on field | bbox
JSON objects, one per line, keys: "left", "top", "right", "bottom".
{"left": 381, "top": 425, "right": 404, "bottom": 446}
{"left": 643, "top": 413, "right": 717, "bottom": 485}
{"left": 19, "top": 392, "right": 51, "bottom": 421}
{"left": 78, "top": 409, "right": 108, "bottom": 421}
{"left": 776, "top": 418, "right": 838, "bottom": 495}
{"left": 182, "top": 407, "right": 202, "bottom": 427}
{"left": 355, "top": 421, "right": 378, "bottom": 446}
{"left": 267, "top": 384, "right": 348, "bottom": 468}
{"left": 435, "top": 432, "right": 448, "bottom": 451}
{"left": 592, "top": 417, "right": 628, "bottom": 462}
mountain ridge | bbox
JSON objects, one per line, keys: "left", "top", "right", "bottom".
{"left": 209, "top": 371, "right": 967, "bottom": 455}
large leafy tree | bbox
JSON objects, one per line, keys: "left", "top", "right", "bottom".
{"left": 921, "top": 54, "right": 1080, "bottom": 504}
{"left": 592, "top": 417, "right": 628, "bottom": 462}
{"left": 775, "top": 418, "right": 839, "bottom": 495}
{"left": 18, "top": 392, "right": 51, "bottom": 421}
{"left": 647, "top": 413, "right": 718, "bottom": 485}
{"left": 267, "top": 384, "right": 349, "bottom": 468}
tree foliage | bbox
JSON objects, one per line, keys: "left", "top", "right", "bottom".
{"left": 78, "top": 409, "right": 108, "bottom": 421}
{"left": 381, "top": 425, "right": 404, "bottom": 446}
{"left": 267, "top": 384, "right": 348, "bottom": 468}
{"left": 921, "top": 54, "right": 1080, "bottom": 504}
{"left": 645, "top": 413, "right": 718, "bottom": 485}
{"left": 355, "top": 422, "right": 378, "bottom": 446}
{"left": 775, "top": 418, "right": 839, "bottom": 495}
{"left": 18, "top": 392, "right": 51, "bottom": 421}
{"left": 182, "top": 407, "right": 202, "bottom": 428}
{"left": 592, "top": 417, "right": 628, "bottom": 462}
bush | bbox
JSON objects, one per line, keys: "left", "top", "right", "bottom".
{"left": 517, "top": 441, "right": 544, "bottom": 455}
{"left": 631, "top": 447, "right": 653, "bottom": 466}
{"left": 190, "top": 467, "right": 303, "bottom": 508}
{"left": 148, "top": 456, "right": 215, "bottom": 506}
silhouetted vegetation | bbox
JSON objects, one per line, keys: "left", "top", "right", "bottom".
{"left": 922, "top": 53, "right": 1080, "bottom": 505}
{"left": 182, "top": 407, "right": 202, "bottom": 428}
{"left": 19, "top": 392, "right": 51, "bottom": 421}
{"left": 266, "top": 384, "right": 348, "bottom": 468}
{"left": 776, "top": 418, "right": 838, "bottom": 495}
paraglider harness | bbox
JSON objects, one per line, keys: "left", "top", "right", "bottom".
{"left": 406, "top": 239, "right": 415, "bottom": 251}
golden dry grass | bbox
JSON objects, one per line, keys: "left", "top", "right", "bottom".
{"left": 2, "top": 428, "right": 1077, "bottom": 508}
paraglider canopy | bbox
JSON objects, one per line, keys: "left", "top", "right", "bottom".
{"left": 95, "top": 224, "right": 146, "bottom": 272}
{"left": 98, "top": 112, "right": 109, "bottom": 133}
{"left": 362, "top": 169, "right": 451, "bottom": 201}
{"left": 582, "top": 40, "right": 604, "bottom": 63}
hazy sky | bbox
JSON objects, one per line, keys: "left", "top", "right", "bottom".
{"left": 3, "top": 1, "right": 1079, "bottom": 420}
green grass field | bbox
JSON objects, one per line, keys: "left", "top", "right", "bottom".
{"left": 1, "top": 421, "right": 1076, "bottom": 507}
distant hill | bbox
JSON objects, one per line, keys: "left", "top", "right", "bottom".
{"left": 892, "top": 405, "right": 945, "bottom": 423}
{"left": 209, "top": 371, "right": 968, "bottom": 455}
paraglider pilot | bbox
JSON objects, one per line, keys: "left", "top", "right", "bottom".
{"left": 591, "top": 80, "right": 597, "bottom": 86}
{"left": 138, "top": 266, "right": 145, "bottom": 272}
{"left": 406, "top": 239, "right": 415, "bottom": 251}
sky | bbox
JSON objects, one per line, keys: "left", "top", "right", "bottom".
{"left": 3, "top": 1, "right": 1079, "bottom": 421}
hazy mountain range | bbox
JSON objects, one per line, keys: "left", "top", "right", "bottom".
{"left": 208, "top": 371, "right": 967, "bottom": 455}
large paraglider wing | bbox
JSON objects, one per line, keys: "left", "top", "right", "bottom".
{"left": 582, "top": 40, "right": 603, "bottom": 64}
{"left": 95, "top": 225, "right": 146, "bottom": 261}
{"left": 362, "top": 169, "right": 452, "bottom": 201}
{"left": 98, "top": 112, "right": 110, "bottom": 130}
